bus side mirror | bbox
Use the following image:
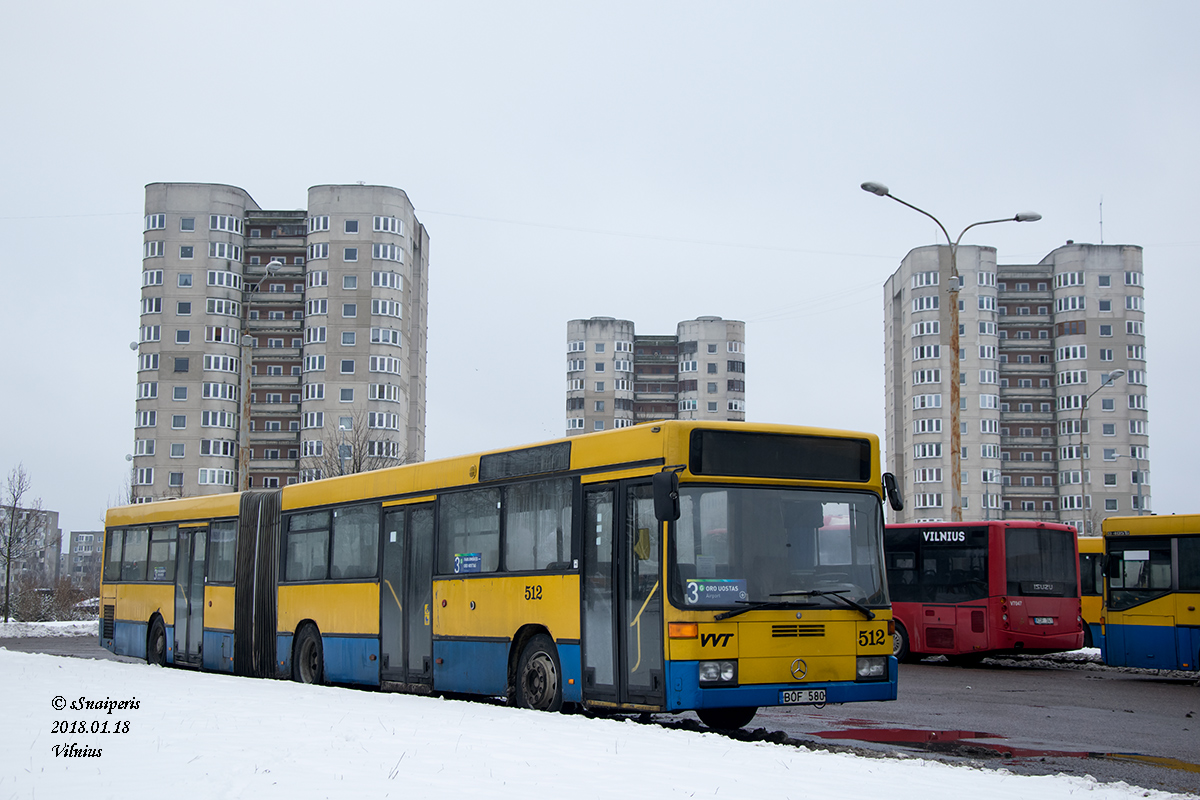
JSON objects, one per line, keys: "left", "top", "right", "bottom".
{"left": 652, "top": 471, "right": 680, "bottom": 522}
{"left": 882, "top": 472, "right": 904, "bottom": 511}
{"left": 1103, "top": 555, "right": 1120, "bottom": 579}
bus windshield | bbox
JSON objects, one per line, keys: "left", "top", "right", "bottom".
{"left": 1005, "top": 527, "right": 1078, "bottom": 597}
{"left": 671, "top": 486, "right": 887, "bottom": 609}
{"left": 1107, "top": 536, "right": 1173, "bottom": 611}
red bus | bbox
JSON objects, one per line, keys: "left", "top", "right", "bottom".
{"left": 884, "top": 521, "right": 1083, "bottom": 663}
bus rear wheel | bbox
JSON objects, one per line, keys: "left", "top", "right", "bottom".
{"left": 293, "top": 625, "right": 324, "bottom": 685}
{"left": 512, "top": 634, "right": 562, "bottom": 712}
{"left": 893, "top": 622, "right": 912, "bottom": 663}
{"left": 147, "top": 618, "right": 167, "bottom": 667}
{"left": 698, "top": 707, "right": 757, "bottom": 730}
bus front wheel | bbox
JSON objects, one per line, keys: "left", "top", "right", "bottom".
{"left": 698, "top": 707, "right": 757, "bottom": 730}
{"left": 147, "top": 618, "right": 167, "bottom": 667}
{"left": 512, "top": 634, "right": 562, "bottom": 712}
{"left": 293, "top": 625, "right": 324, "bottom": 685}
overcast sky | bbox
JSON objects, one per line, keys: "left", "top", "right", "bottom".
{"left": 2, "top": 2, "right": 1196, "bottom": 537}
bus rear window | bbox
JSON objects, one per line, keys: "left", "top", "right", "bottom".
{"left": 1005, "top": 528, "right": 1077, "bottom": 597}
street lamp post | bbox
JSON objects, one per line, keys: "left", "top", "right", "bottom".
{"left": 237, "top": 260, "right": 283, "bottom": 492}
{"left": 1078, "top": 369, "right": 1124, "bottom": 532}
{"left": 1114, "top": 453, "right": 1145, "bottom": 516}
{"left": 862, "top": 182, "right": 1040, "bottom": 521}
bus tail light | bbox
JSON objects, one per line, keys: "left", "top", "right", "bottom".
{"left": 669, "top": 622, "right": 698, "bottom": 639}
{"left": 887, "top": 620, "right": 895, "bottom": 636}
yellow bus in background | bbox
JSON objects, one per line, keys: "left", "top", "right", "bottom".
{"left": 1077, "top": 535, "right": 1104, "bottom": 649}
{"left": 102, "top": 421, "right": 900, "bottom": 729}
{"left": 1101, "top": 514, "right": 1200, "bottom": 672}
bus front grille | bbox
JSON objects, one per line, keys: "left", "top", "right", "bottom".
{"left": 771, "top": 624, "right": 825, "bottom": 638}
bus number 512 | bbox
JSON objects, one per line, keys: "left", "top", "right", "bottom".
{"left": 524, "top": 585, "right": 542, "bottom": 600}
{"left": 858, "top": 629, "right": 886, "bottom": 647}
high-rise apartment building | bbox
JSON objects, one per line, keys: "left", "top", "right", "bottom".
{"left": 64, "top": 530, "right": 102, "bottom": 590}
{"left": 0, "top": 508, "right": 61, "bottom": 589}
{"left": 135, "top": 183, "right": 429, "bottom": 501}
{"left": 884, "top": 242, "right": 1149, "bottom": 532}
{"left": 566, "top": 316, "right": 746, "bottom": 435}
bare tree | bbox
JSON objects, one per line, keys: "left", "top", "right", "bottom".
{"left": 299, "top": 407, "right": 420, "bottom": 480}
{"left": 2, "top": 465, "right": 47, "bottom": 622}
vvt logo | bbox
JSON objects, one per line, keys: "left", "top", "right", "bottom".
{"left": 700, "top": 632, "right": 734, "bottom": 647}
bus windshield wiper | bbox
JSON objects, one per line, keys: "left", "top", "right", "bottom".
{"left": 713, "top": 599, "right": 812, "bottom": 621}
{"left": 770, "top": 589, "right": 876, "bottom": 620}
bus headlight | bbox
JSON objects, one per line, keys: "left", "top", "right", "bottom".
{"left": 698, "top": 660, "right": 738, "bottom": 685}
{"left": 856, "top": 656, "right": 888, "bottom": 680}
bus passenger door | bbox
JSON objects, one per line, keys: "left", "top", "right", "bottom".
{"left": 174, "top": 527, "right": 206, "bottom": 667}
{"left": 581, "top": 482, "right": 665, "bottom": 709}
{"left": 381, "top": 503, "right": 435, "bottom": 689}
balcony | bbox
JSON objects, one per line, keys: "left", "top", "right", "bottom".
{"left": 1001, "top": 458, "right": 1055, "bottom": 472}
{"left": 1000, "top": 484, "right": 1057, "bottom": 497}
{"left": 248, "top": 429, "right": 300, "bottom": 443}
{"left": 250, "top": 458, "right": 299, "bottom": 470}
{"left": 248, "top": 318, "right": 303, "bottom": 334}
{"left": 251, "top": 373, "right": 301, "bottom": 389}
{"left": 251, "top": 402, "right": 300, "bottom": 415}
{"left": 1001, "top": 436, "right": 1055, "bottom": 447}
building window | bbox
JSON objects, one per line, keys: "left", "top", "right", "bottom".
{"left": 1099, "top": 299, "right": 1112, "bottom": 312}
{"left": 340, "top": 359, "right": 355, "bottom": 374}
{"left": 344, "top": 219, "right": 359, "bottom": 234}
{"left": 342, "top": 331, "right": 356, "bottom": 346}
{"left": 344, "top": 247, "right": 358, "bottom": 262}
{"left": 342, "top": 303, "right": 357, "bottom": 318}
{"left": 594, "top": 401, "right": 605, "bottom": 412}
{"left": 595, "top": 362, "right": 605, "bottom": 373}
{"left": 594, "top": 420, "right": 605, "bottom": 431}
{"left": 179, "top": 245, "right": 194, "bottom": 259}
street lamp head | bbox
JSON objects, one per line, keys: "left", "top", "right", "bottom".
{"left": 861, "top": 181, "right": 890, "bottom": 197}
{"left": 1014, "top": 212, "right": 1042, "bottom": 222}
{"left": 1107, "top": 369, "right": 1125, "bottom": 383}
{"left": 265, "top": 259, "right": 284, "bottom": 273}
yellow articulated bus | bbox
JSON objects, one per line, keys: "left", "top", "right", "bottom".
{"left": 1101, "top": 514, "right": 1200, "bottom": 672}
{"left": 102, "top": 421, "right": 901, "bottom": 729}
{"left": 1077, "top": 535, "right": 1104, "bottom": 649}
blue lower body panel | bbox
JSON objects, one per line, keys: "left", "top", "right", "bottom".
{"left": 434, "top": 640, "right": 509, "bottom": 695}
{"left": 666, "top": 657, "right": 899, "bottom": 710}
{"left": 202, "top": 630, "right": 236, "bottom": 673}
{"left": 558, "top": 643, "right": 582, "bottom": 704}
{"left": 276, "top": 633, "right": 294, "bottom": 678}
{"left": 322, "top": 636, "right": 380, "bottom": 686}
{"left": 1106, "top": 624, "right": 1199, "bottom": 671}
{"left": 112, "top": 620, "right": 147, "bottom": 660}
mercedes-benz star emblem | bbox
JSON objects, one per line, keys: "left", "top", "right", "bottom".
{"left": 790, "top": 658, "right": 808, "bottom": 680}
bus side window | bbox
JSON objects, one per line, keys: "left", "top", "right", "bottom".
{"left": 105, "top": 529, "right": 124, "bottom": 582}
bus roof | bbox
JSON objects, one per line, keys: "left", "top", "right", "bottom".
{"left": 1102, "top": 514, "right": 1200, "bottom": 538}
{"left": 105, "top": 420, "right": 883, "bottom": 525}
{"left": 886, "top": 520, "right": 1076, "bottom": 531}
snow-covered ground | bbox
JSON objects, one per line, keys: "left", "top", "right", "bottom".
{"left": 1, "top": 646, "right": 1189, "bottom": 799}
{"left": 0, "top": 619, "right": 98, "bottom": 638}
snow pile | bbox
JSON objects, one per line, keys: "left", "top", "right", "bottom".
{"left": 2, "top": 650, "right": 1188, "bottom": 799}
{"left": 0, "top": 620, "right": 99, "bottom": 638}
